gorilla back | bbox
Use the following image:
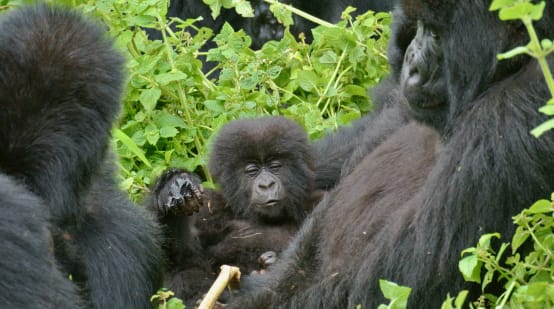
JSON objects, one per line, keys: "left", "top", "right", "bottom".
{"left": 228, "top": 0, "right": 554, "bottom": 308}
{"left": 0, "top": 5, "right": 162, "bottom": 308}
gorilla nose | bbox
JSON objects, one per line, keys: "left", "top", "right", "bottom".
{"left": 405, "top": 68, "right": 422, "bottom": 88}
{"left": 401, "top": 59, "right": 423, "bottom": 89}
{"left": 258, "top": 180, "right": 276, "bottom": 190}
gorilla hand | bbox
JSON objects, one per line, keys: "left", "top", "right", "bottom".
{"left": 258, "top": 251, "right": 277, "bottom": 271}
{"left": 155, "top": 169, "right": 204, "bottom": 216}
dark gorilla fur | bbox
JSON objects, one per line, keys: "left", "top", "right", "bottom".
{"left": 0, "top": 5, "right": 162, "bottom": 308}
{"left": 148, "top": 116, "right": 321, "bottom": 306}
{"left": 227, "top": 1, "right": 554, "bottom": 308}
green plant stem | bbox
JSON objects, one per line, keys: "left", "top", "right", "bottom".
{"left": 160, "top": 28, "right": 212, "bottom": 182}
{"left": 523, "top": 18, "right": 554, "bottom": 98}
{"left": 497, "top": 280, "right": 516, "bottom": 309}
{"left": 319, "top": 48, "right": 348, "bottom": 116}
{"left": 524, "top": 219, "right": 554, "bottom": 258}
{"left": 264, "top": 0, "right": 336, "bottom": 28}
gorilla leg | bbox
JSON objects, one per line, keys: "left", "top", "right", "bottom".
{"left": 0, "top": 175, "right": 84, "bottom": 308}
{"left": 74, "top": 163, "right": 163, "bottom": 309}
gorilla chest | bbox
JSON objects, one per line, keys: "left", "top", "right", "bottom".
{"left": 319, "top": 124, "right": 439, "bottom": 271}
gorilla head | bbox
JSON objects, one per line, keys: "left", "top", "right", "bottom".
{"left": 391, "top": 0, "right": 549, "bottom": 133}
{"left": 209, "top": 116, "right": 315, "bottom": 223}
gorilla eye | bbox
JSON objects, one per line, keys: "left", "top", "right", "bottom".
{"left": 268, "top": 161, "right": 282, "bottom": 173}
{"left": 245, "top": 164, "right": 260, "bottom": 177}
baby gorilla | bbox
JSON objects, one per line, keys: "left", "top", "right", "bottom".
{"left": 147, "top": 116, "right": 321, "bottom": 306}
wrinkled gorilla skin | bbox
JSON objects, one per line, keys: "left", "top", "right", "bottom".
{"left": 228, "top": 1, "right": 554, "bottom": 308}
{"left": 0, "top": 5, "right": 162, "bottom": 308}
{"left": 148, "top": 116, "right": 321, "bottom": 306}
{"left": 149, "top": 0, "right": 394, "bottom": 49}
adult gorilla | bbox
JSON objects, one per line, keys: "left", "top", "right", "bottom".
{"left": 0, "top": 5, "right": 162, "bottom": 308}
{"left": 228, "top": 0, "right": 554, "bottom": 307}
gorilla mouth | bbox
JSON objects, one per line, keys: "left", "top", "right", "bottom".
{"left": 409, "top": 98, "right": 445, "bottom": 110}
{"left": 256, "top": 200, "right": 280, "bottom": 208}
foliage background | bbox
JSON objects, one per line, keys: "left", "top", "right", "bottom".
{"left": 1, "top": 0, "right": 391, "bottom": 201}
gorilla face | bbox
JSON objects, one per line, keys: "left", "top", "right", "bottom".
{"left": 395, "top": 0, "right": 532, "bottom": 133}
{"left": 400, "top": 20, "right": 447, "bottom": 126}
{"left": 244, "top": 159, "right": 288, "bottom": 220}
{"left": 208, "top": 116, "right": 315, "bottom": 224}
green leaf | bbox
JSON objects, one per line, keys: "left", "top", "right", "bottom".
{"left": 320, "top": 51, "right": 338, "bottom": 64}
{"left": 166, "top": 296, "right": 185, "bottom": 309}
{"left": 296, "top": 70, "right": 319, "bottom": 91}
{"left": 233, "top": 0, "right": 254, "bottom": 17}
{"left": 204, "top": 100, "right": 225, "bottom": 113}
{"left": 113, "top": 129, "right": 151, "bottom": 168}
{"left": 478, "top": 233, "right": 501, "bottom": 249}
{"left": 343, "top": 84, "right": 369, "bottom": 98}
{"left": 531, "top": 118, "right": 554, "bottom": 137}
{"left": 139, "top": 88, "right": 161, "bottom": 112}
{"left": 154, "top": 113, "right": 187, "bottom": 129}
{"left": 498, "top": 2, "right": 545, "bottom": 21}
{"left": 268, "top": 65, "right": 283, "bottom": 79}
{"left": 539, "top": 104, "right": 554, "bottom": 115}
{"left": 145, "top": 123, "right": 160, "bottom": 145}
{"left": 490, "top": 0, "right": 516, "bottom": 12}
{"left": 160, "top": 126, "right": 179, "bottom": 138}
{"left": 459, "top": 254, "right": 481, "bottom": 283}
{"left": 527, "top": 199, "right": 552, "bottom": 214}
{"left": 453, "top": 290, "right": 469, "bottom": 308}
{"left": 270, "top": 2, "right": 294, "bottom": 27}
{"left": 379, "top": 279, "right": 411, "bottom": 309}
{"left": 154, "top": 70, "right": 188, "bottom": 85}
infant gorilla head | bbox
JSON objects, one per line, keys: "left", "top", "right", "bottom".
{"left": 209, "top": 116, "right": 315, "bottom": 223}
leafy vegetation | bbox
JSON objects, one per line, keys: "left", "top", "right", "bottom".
{"left": 2, "top": 0, "right": 391, "bottom": 201}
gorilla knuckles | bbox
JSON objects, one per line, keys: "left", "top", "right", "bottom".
{"left": 209, "top": 116, "right": 315, "bottom": 223}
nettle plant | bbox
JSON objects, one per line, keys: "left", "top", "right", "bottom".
{"left": 79, "top": 0, "right": 390, "bottom": 201}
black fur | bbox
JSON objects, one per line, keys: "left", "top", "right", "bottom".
{"left": 226, "top": 1, "right": 554, "bottom": 308}
{"left": 148, "top": 116, "right": 321, "bottom": 306}
{"left": 0, "top": 5, "right": 162, "bottom": 308}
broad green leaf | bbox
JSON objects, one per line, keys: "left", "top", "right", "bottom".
{"left": 204, "top": 100, "right": 226, "bottom": 113}
{"left": 459, "top": 254, "right": 481, "bottom": 283}
{"left": 296, "top": 70, "right": 319, "bottom": 91}
{"left": 379, "top": 279, "right": 411, "bottom": 309}
{"left": 490, "top": 0, "right": 516, "bottom": 11}
{"left": 154, "top": 113, "right": 187, "bottom": 129}
{"left": 539, "top": 104, "right": 554, "bottom": 115}
{"left": 478, "top": 233, "right": 501, "bottom": 249}
{"left": 511, "top": 226, "right": 530, "bottom": 253}
{"left": 527, "top": 199, "right": 552, "bottom": 214}
{"left": 320, "top": 51, "right": 338, "bottom": 64}
{"left": 113, "top": 129, "right": 151, "bottom": 168}
{"left": 154, "top": 70, "right": 188, "bottom": 85}
{"left": 139, "top": 87, "right": 161, "bottom": 112}
{"left": 160, "top": 126, "right": 179, "bottom": 138}
{"left": 145, "top": 123, "right": 160, "bottom": 145}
